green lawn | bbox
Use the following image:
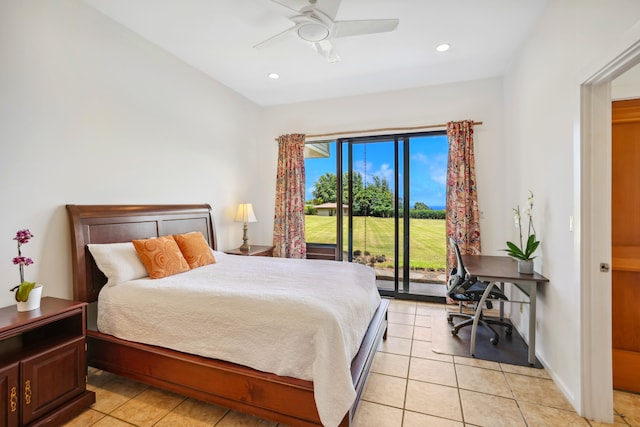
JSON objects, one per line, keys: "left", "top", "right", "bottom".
{"left": 305, "top": 215, "right": 446, "bottom": 270}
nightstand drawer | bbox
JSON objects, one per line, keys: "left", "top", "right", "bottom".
{"left": 225, "top": 245, "right": 273, "bottom": 257}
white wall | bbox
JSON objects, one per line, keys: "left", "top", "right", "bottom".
{"left": 0, "top": 0, "right": 263, "bottom": 308}
{"left": 503, "top": 0, "right": 640, "bottom": 415}
{"left": 258, "top": 77, "right": 507, "bottom": 253}
{"left": 6, "top": 0, "right": 639, "bottom": 418}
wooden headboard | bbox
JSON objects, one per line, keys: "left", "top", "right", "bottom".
{"left": 66, "top": 204, "right": 217, "bottom": 303}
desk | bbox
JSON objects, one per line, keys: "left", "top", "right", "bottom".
{"left": 462, "top": 255, "right": 549, "bottom": 365}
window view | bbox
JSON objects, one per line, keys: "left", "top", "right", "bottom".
{"left": 304, "top": 133, "right": 448, "bottom": 300}
{"left": 304, "top": 141, "right": 339, "bottom": 245}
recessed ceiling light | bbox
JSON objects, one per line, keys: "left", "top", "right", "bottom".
{"left": 436, "top": 43, "right": 451, "bottom": 52}
{"left": 268, "top": 73, "right": 280, "bottom": 79}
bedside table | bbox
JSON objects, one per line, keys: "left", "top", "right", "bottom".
{"left": 225, "top": 245, "right": 274, "bottom": 257}
{"left": 0, "top": 297, "right": 96, "bottom": 426}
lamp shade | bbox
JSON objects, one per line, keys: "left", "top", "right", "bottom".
{"left": 234, "top": 203, "right": 257, "bottom": 223}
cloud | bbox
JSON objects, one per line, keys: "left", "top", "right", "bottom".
{"left": 353, "top": 159, "right": 374, "bottom": 176}
{"left": 413, "top": 151, "right": 447, "bottom": 185}
{"left": 352, "top": 158, "right": 395, "bottom": 184}
{"left": 412, "top": 152, "right": 428, "bottom": 164}
{"left": 374, "top": 163, "right": 393, "bottom": 183}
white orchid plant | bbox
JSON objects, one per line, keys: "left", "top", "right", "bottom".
{"left": 503, "top": 191, "right": 540, "bottom": 261}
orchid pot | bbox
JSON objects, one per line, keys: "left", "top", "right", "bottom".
{"left": 517, "top": 260, "right": 534, "bottom": 275}
{"left": 16, "top": 284, "right": 42, "bottom": 312}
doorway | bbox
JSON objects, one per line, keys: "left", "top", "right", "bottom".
{"left": 580, "top": 38, "right": 640, "bottom": 422}
{"left": 611, "top": 98, "right": 640, "bottom": 394}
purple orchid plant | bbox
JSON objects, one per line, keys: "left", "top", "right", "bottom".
{"left": 9, "top": 229, "right": 36, "bottom": 302}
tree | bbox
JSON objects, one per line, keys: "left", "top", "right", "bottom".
{"left": 345, "top": 172, "right": 364, "bottom": 214}
{"left": 310, "top": 172, "right": 395, "bottom": 217}
{"left": 353, "top": 175, "right": 394, "bottom": 217}
{"left": 312, "top": 173, "right": 337, "bottom": 204}
{"left": 368, "top": 176, "right": 394, "bottom": 217}
{"left": 414, "top": 201, "right": 431, "bottom": 210}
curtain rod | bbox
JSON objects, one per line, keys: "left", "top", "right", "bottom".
{"left": 274, "top": 121, "right": 483, "bottom": 141}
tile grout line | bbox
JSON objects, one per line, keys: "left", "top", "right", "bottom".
{"left": 451, "top": 352, "right": 467, "bottom": 426}
{"left": 399, "top": 302, "right": 417, "bottom": 427}
{"left": 499, "top": 362, "right": 529, "bottom": 426}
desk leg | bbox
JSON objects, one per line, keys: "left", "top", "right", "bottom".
{"left": 499, "top": 282, "right": 505, "bottom": 321}
{"left": 528, "top": 281, "right": 537, "bottom": 365}
{"left": 470, "top": 282, "right": 495, "bottom": 357}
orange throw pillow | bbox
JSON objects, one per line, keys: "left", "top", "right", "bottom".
{"left": 132, "top": 235, "right": 190, "bottom": 279}
{"left": 173, "top": 232, "right": 216, "bottom": 269}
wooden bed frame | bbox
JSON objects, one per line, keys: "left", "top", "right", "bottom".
{"left": 66, "top": 204, "right": 388, "bottom": 427}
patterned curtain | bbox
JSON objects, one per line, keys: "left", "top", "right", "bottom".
{"left": 273, "top": 134, "right": 307, "bottom": 258}
{"left": 446, "top": 120, "right": 481, "bottom": 272}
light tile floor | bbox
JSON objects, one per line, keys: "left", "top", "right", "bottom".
{"left": 65, "top": 299, "right": 640, "bottom": 427}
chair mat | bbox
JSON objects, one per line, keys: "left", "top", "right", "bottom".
{"left": 431, "top": 316, "right": 543, "bottom": 368}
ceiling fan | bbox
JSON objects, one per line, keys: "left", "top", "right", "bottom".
{"left": 254, "top": 0, "right": 399, "bottom": 63}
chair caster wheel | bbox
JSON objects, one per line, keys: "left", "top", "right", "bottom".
{"left": 490, "top": 337, "right": 499, "bottom": 345}
{"left": 447, "top": 317, "right": 453, "bottom": 324}
{"left": 451, "top": 329, "right": 458, "bottom": 336}
{"left": 506, "top": 328, "right": 513, "bottom": 336}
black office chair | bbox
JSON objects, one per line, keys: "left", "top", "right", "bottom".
{"left": 447, "top": 238, "right": 513, "bottom": 345}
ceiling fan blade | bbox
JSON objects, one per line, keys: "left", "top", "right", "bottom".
{"left": 253, "top": 25, "right": 297, "bottom": 49}
{"left": 271, "top": 0, "right": 342, "bottom": 19}
{"left": 315, "top": 0, "right": 342, "bottom": 21}
{"left": 332, "top": 19, "right": 399, "bottom": 39}
{"left": 269, "top": 0, "right": 309, "bottom": 14}
{"left": 313, "top": 40, "right": 341, "bottom": 63}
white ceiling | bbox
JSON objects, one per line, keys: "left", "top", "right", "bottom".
{"left": 84, "top": 0, "right": 548, "bottom": 106}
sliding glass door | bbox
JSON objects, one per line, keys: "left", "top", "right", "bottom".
{"left": 401, "top": 134, "right": 448, "bottom": 298}
{"left": 339, "top": 132, "right": 447, "bottom": 301}
{"left": 304, "top": 132, "right": 447, "bottom": 300}
{"left": 341, "top": 138, "right": 398, "bottom": 294}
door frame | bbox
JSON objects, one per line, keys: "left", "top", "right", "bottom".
{"left": 580, "top": 32, "right": 640, "bottom": 421}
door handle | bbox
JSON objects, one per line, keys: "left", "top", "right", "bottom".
{"left": 9, "top": 386, "right": 17, "bottom": 412}
{"left": 24, "top": 379, "right": 31, "bottom": 405}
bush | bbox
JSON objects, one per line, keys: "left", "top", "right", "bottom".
{"left": 409, "top": 209, "right": 446, "bottom": 220}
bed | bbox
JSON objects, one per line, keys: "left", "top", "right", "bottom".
{"left": 66, "top": 204, "right": 388, "bottom": 427}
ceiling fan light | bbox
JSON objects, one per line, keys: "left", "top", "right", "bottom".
{"left": 297, "top": 23, "right": 330, "bottom": 42}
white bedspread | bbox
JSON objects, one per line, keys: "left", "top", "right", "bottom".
{"left": 97, "top": 251, "right": 381, "bottom": 427}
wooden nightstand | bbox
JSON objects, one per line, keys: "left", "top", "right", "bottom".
{"left": 225, "top": 245, "right": 274, "bottom": 257}
{"left": 0, "top": 297, "right": 96, "bottom": 426}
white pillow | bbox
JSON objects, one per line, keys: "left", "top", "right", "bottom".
{"left": 88, "top": 242, "right": 148, "bottom": 286}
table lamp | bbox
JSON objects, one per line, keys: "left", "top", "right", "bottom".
{"left": 234, "top": 203, "right": 257, "bottom": 251}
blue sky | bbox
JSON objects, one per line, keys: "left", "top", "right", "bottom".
{"left": 305, "top": 134, "right": 449, "bottom": 209}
